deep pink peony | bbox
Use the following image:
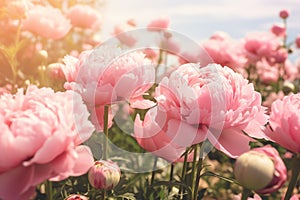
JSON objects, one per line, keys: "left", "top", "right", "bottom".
{"left": 67, "top": 4, "right": 101, "bottom": 31}
{"left": 22, "top": 5, "right": 71, "bottom": 40}
{"left": 295, "top": 35, "right": 300, "bottom": 49}
{"left": 279, "top": 9, "right": 289, "bottom": 19}
{"left": 63, "top": 45, "right": 155, "bottom": 131}
{"left": 271, "top": 23, "right": 286, "bottom": 37}
{"left": 134, "top": 63, "right": 268, "bottom": 161}
{"left": 0, "top": 86, "right": 95, "bottom": 200}
{"left": 265, "top": 93, "right": 300, "bottom": 153}
{"left": 253, "top": 145, "right": 287, "bottom": 194}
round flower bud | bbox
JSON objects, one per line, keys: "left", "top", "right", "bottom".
{"left": 65, "top": 194, "right": 89, "bottom": 200}
{"left": 88, "top": 160, "right": 121, "bottom": 190}
{"left": 234, "top": 145, "right": 287, "bottom": 194}
{"left": 234, "top": 151, "right": 275, "bottom": 190}
{"left": 279, "top": 10, "right": 289, "bottom": 19}
{"left": 295, "top": 35, "right": 300, "bottom": 49}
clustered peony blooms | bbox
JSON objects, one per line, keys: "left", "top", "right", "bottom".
{"left": 22, "top": 5, "right": 71, "bottom": 40}
{"left": 234, "top": 145, "right": 287, "bottom": 194}
{"left": 0, "top": 86, "right": 95, "bottom": 200}
{"left": 265, "top": 93, "right": 300, "bottom": 153}
{"left": 62, "top": 44, "right": 155, "bottom": 131}
{"left": 134, "top": 63, "right": 268, "bottom": 162}
{"left": 67, "top": 4, "right": 101, "bottom": 31}
{"left": 88, "top": 160, "right": 121, "bottom": 190}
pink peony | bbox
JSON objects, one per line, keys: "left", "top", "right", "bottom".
{"left": 113, "top": 23, "right": 137, "bottom": 47}
{"left": 0, "top": 86, "right": 95, "bottom": 200}
{"left": 63, "top": 44, "right": 155, "bottom": 131}
{"left": 147, "top": 17, "right": 170, "bottom": 31}
{"left": 243, "top": 32, "right": 284, "bottom": 64}
{"left": 22, "top": 5, "right": 71, "bottom": 40}
{"left": 134, "top": 63, "right": 268, "bottom": 161}
{"left": 256, "top": 58, "right": 279, "bottom": 84}
{"left": 279, "top": 9, "right": 289, "bottom": 19}
{"left": 265, "top": 93, "right": 300, "bottom": 153}
{"left": 66, "top": 194, "right": 89, "bottom": 200}
{"left": 271, "top": 23, "right": 286, "bottom": 37}
{"left": 253, "top": 145, "right": 287, "bottom": 194}
{"left": 202, "top": 33, "right": 248, "bottom": 70}
{"left": 67, "top": 4, "right": 101, "bottom": 31}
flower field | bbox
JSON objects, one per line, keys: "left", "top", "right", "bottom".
{"left": 0, "top": 0, "right": 300, "bottom": 200}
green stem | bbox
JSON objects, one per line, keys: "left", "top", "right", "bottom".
{"left": 241, "top": 188, "right": 251, "bottom": 200}
{"left": 179, "top": 148, "right": 189, "bottom": 198}
{"left": 103, "top": 105, "right": 109, "bottom": 160}
{"left": 191, "top": 145, "right": 198, "bottom": 198}
{"left": 150, "top": 156, "right": 158, "bottom": 185}
{"left": 46, "top": 180, "right": 53, "bottom": 200}
{"left": 168, "top": 163, "right": 174, "bottom": 194}
{"left": 284, "top": 154, "right": 300, "bottom": 200}
{"left": 101, "top": 189, "right": 106, "bottom": 200}
{"left": 193, "top": 143, "right": 203, "bottom": 200}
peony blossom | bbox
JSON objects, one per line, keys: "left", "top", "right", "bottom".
{"left": 147, "top": 17, "right": 170, "bottom": 31}
{"left": 271, "top": 23, "right": 286, "bottom": 37}
{"left": 295, "top": 35, "right": 300, "bottom": 49}
{"left": 265, "top": 93, "right": 300, "bottom": 153}
{"left": 65, "top": 194, "right": 89, "bottom": 200}
{"left": 202, "top": 32, "right": 248, "bottom": 70}
{"left": 67, "top": 4, "right": 101, "bottom": 31}
{"left": 22, "top": 5, "right": 71, "bottom": 40}
{"left": 113, "top": 23, "right": 137, "bottom": 47}
{"left": 0, "top": 86, "right": 95, "bottom": 200}
{"left": 88, "top": 160, "right": 121, "bottom": 190}
{"left": 62, "top": 44, "right": 155, "bottom": 131}
{"left": 256, "top": 58, "right": 279, "bottom": 84}
{"left": 134, "top": 64, "right": 268, "bottom": 162}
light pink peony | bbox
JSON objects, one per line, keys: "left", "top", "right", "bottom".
{"left": 0, "top": 86, "right": 95, "bottom": 200}
{"left": 134, "top": 63, "right": 268, "bottom": 161}
{"left": 243, "top": 32, "right": 286, "bottom": 64}
{"left": 22, "top": 5, "right": 71, "bottom": 40}
{"left": 67, "top": 4, "right": 101, "bottom": 31}
{"left": 256, "top": 58, "right": 279, "bottom": 84}
{"left": 66, "top": 194, "right": 89, "bottom": 200}
{"left": 113, "top": 23, "right": 137, "bottom": 47}
{"left": 202, "top": 32, "right": 248, "bottom": 70}
{"left": 147, "top": 17, "right": 170, "bottom": 31}
{"left": 253, "top": 145, "right": 287, "bottom": 194}
{"left": 265, "top": 93, "right": 300, "bottom": 153}
{"left": 63, "top": 44, "right": 155, "bottom": 131}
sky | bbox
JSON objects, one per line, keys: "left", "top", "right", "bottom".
{"left": 100, "top": 0, "right": 300, "bottom": 45}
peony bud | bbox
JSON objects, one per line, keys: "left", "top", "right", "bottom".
{"left": 234, "top": 151, "right": 275, "bottom": 190}
{"left": 279, "top": 10, "right": 289, "bottom": 19}
{"left": 65, "top": 194, "right": 89, "bottom": 200}
{"left": 234, "top": 145, "right": 287, "bottom": 194}
{"left": 88, "top": 160, "right": 121, "bottom": 190}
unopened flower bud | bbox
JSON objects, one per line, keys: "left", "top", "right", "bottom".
{"left": 234, "top": 151, "right": 275, "bottom": 190}
{"left": 88, "top": 160, "right": 121, "bottom": 190}
{"left": 279, "top": 10, "right": 289, "bottom": 19}
{"left": 295, "top": 35, "right": 300, "bottom": 49}
{"left": 65, "top": 194, "right": 89, "bottom": 200}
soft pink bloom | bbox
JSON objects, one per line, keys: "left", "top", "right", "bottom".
{"left": 254, "top": 146, "right": 287, "bottom": 194}
{"left": 295, "top": 35, "right": 300, "bottom": 48}
{"left": 5, "top": 0, "right": 32, "bottom": 19}
{"left": 147, "top": 17, "right": 170, "bottom": 31}
{"left": 202, "top": 33, "right": 248, "bottom": 70}
{"left": 67, "top": 4, "right": 101, "bottom": 31}
{"left": 284, "top": 59, "right": 299, "bottom": 81}
{"left": 243, "top": 32, "right": 284, "bottom": 64}
{"left": 22, "top": 5, "right": 71, "bottom": 39}
{"left": 134, "top": 64, "right": 268, "bottom": 161}
{"left": 265, "top": 93, "right": 300, "bottom": 153}
{"left": 279, "top": 9, "right": 289, "bottom": 19}
{"left": 113, "top": 23, "right": 137, "bottom": 47}
{"left": 233, "top": 194, "right": 262, "bottom": 200}
{"left": 127, "top": 18, "right": 137, "bottom": 27}
{"left": 161, "top": 37, "right": 181, "bottom": 55}
{"left": 0, "top": 86, "right": 95, "bottom": 200}
{"left": 262, "top": 91, "right": 285, "bottom": 112}
{"left": 66, "top": 194, "right": 89, "bottom": 200}
{"left": 63, "top": 45, "right": 155, "bottom": 131}
{"left": 47, "top": 63, "right": 65, "bottom": 80}
{"left": 256, "top": 58, "right": 279, "bottom": 84}
{"left": 88, "top": 160, "right": 121, "bottom": 190}
{"left": 143, "top": 48, "right": 158, "bottom": 60}
{"left": 209, "top": 31, "right": 231, "bottom": 41}
{"left": 271, "top": 23, "right": 286, "bottom": 37}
